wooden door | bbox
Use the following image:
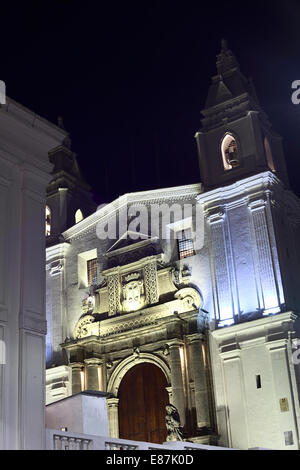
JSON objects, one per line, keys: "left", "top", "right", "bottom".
{"left": 118, "top": 362, "right": 168, "bottom": 443}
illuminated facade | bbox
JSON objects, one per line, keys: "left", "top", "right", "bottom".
{"left": 46, "top": 42, "right": 300, "bottom": 449}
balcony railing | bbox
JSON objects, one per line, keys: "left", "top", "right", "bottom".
{"left": 46, "top": 429, "right": 235, "bottom": 451}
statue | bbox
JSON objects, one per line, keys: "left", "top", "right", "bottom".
{"left": 165, "top": 404, "right": 184, "bottom": 441}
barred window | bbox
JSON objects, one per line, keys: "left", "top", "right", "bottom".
{"left": 87, "top": 258, "right": 97, "bottom": 285}
{"left": 177, "top": 228, "right": 195, "bottom": 260}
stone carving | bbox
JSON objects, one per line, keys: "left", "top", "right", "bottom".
{"left": 82, "top": 294, "right": 95, "bottom": 314}
{"left": 181, "top": 264, "right": 192, "bottom": 283}
{"left": 143, "top": 261, "right": 159, "bottom": 304}
{"left": 133, "top": 347, "right": 140, "bottom": 358}
{"left": 165, "top": 404, "right": 184, "bottom": 441}
{"left": 107, "top": 273, "right": 120, "bottom": 316}
{"left": 122, "top": 273, "right": 145, "bottom": 312}
{"left": 74, "top": 314, "right": 95, "bottom": 339}
{"left": 172, "top": 267, "right": 180, "bottom": 286}
{"left": 49, "top": 261, "right": 63, "bottom": 277}
{"left": 124, "top": 272, "right": 140, "bottom": 282}
{"left": 172, "top": 265, "right": 192, "bottom": 286}
{"left": 174, "top": 287, "right": 202, "bottom": 311}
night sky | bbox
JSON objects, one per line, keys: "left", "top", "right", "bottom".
{"left": 2, "top": 1, "right": 300, "bottom": 203}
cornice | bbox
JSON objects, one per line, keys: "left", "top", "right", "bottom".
{"left": 101, "top": 254, "right": 162, "bottom": 277}
{"left": 211, "top": 311, "right": 297, "bottom": 340}
{"left": 197, "top": 171, "right": 281, "bottom": 210}
{"left": 62, "top": 182, "right": 203, "bottom": 241}
{"left": 46, "top": 242, "right": 71, "bottom": 261}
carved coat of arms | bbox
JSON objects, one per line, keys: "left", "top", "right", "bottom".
{"left": 122, "top": 272, "right": 145, "bottom": 312}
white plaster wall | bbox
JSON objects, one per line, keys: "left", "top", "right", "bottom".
{"left": 210, "top": 313, "right": 300, "bottom": 450}
{"left": 46, "top": 394, "right": 83, "bottom": 433}
{"left": 46, "top": 393, "right": 109, "bottom": 436}
{"left": 82, "top": 394, "right": 109, "bottom": 436}
{"left": 0, "top": 98, "right": 67, "bottom": 449}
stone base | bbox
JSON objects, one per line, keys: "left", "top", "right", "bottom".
{"left": 185, "top": 434, "right": 218, "bottom": 446}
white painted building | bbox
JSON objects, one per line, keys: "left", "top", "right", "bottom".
{"left": 45, "top": 41, "right": 300, "bottom": 449}
{"left": 0, "top": 98, "right": 67, "bottom": 449}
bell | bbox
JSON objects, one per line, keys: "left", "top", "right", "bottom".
{"left": 226, "top": 146, "right": 239, "bottom": 168}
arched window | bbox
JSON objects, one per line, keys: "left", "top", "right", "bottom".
{"left": 75, "top": 209, "right": 84, "bottom": 224}
{"left": 45, "top": 206, "right": 51, "bottom": 236}
{"left": 264, "top": 137, "right": 275, "bottom": 172}
{"left": 221, "top": 134, "right": 240, "bottom": 171}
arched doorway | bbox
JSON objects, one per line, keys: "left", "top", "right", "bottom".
{"left": 118, "top": 362, "right": 168, "bottom": 444}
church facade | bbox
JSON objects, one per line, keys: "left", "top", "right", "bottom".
{"left": 45, "top": 42, "right": 300, "bottom": 449}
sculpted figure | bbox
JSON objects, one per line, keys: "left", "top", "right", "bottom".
{"left": 165, "top": 403, "right": 184, "bottom": 441}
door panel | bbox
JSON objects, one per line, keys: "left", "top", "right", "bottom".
{"left": 118, "top": 362, "right": 168, "bottom": 443}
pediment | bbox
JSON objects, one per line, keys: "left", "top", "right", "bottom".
{"left": 106, "top": 231, "right": 151, "bottom": 254}
{"left": 105, "top": 232, "right": 163, "bottom": 268}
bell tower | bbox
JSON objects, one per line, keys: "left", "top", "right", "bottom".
{"left": 195, "top": 40, "right": 289, "bottom": 190}
{"left": 46, "top": 119, "right": 96, "bottom": 246}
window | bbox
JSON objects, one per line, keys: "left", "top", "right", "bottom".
{"left": 78, "top": 249, "right": 97, "bottom": 288}
{"left": 75, "top": 209, "right": 84, "bottom": 224}
{"left": 87, "top": 258, "right": 97, "bottom": 285}
{"left": 45, "top": 206, "right": 51, "bottom": 236}
{"left": 264, "top": 137, "right": 275, "bottom": 172}
{"left": 256, "top": 375, "right": 261, "bottom": 389}
{"left": 178, "top": 228, "right": 195, "bottom": 260}
{"left": 221, "top": 134, "right": 240, "bottom": 171}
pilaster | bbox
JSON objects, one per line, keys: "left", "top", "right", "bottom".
{"left": 167, "top": 339, "right": 186, "bottom": 426}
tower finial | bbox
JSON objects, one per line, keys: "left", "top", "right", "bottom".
{"left": 221, "top": 38, "right": 228, "bottom": 52}
{"left": 216, "top": 39, "right": 239, "bottom": 75}
{"left": 57, "top": 116, "right": 65, "bottom": 130}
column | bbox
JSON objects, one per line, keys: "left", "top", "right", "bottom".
{"left": 168, "top": 340, "right": 186, "bottom": 427}
{"left": 101, "top": 359, "right": 108, "bottom": 392}
{"left": 189, "top": 334, "right": 210, "bottom": 428}
{"left": 107, "top": 398, "right": 119, "bottom": 438}
{"left": 71, "top": 362, "right": 83, "bottom": 394}
{"left": 84, "top": 358, "right": 101, "bottom": 391}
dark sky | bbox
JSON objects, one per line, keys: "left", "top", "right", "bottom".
{"left": 2, "top": 1, "right": 300, "bottom": 203}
